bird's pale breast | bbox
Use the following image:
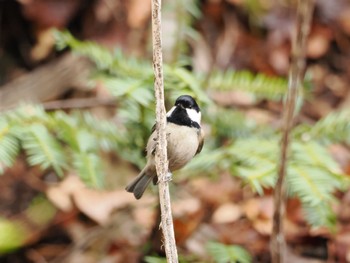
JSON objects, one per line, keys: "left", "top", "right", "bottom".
{"left": 146, "top": 123, "right": 200, "bottom": 172}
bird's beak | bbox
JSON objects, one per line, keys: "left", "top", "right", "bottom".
{"left": 177, "top": 104, "right": 185, "bottom": 109}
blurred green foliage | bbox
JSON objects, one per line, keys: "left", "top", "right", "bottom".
{"left": 0, "top": 197, "right": 56, "bottom": 254}
{"left": 55, "top": 30, "right": 350, "bottom": 229}
{"left": 0, "top": 30, "right": 348, "bottom": 231}
{"left": 0, "top": 219, "right": 28, "bottom": 253}
{"left": 207, "top": 241, "right": 252, "bottom": 263}
{"left": 0, "top": 1, "right": 350, "bottom": 258}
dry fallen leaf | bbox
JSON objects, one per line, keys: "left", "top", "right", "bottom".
{"left": 338, "top": 8, "right": 350, "bottom": 36}
{"left": 190, "top": 174, "right": 242, "bottom": 206}
{"left": 73, "top": 189, "right": 136, "bottom": 225}
{"left": 19, "top": 0, "right": 82, "bottom": 28}
{"left": 127, "top": 0, "right": 151, "bottom": 29}
{"left": 172, "top": 197, "right": 204, "bottom": 244}
{"left": 243, "top": 197, "right": 274, "bottom": 235}
{"left": 30, "top": 28, "right": 55, "bottom": 61}
{"left": 212, "top": 202, "right": 243, "bottom": 224}
{"left": 253, "top": 218, "right": 272, "bottom": 236}
{"left": 47, "top": 175, "right": 155, "bottom": 225}
{"left": 243, "top": 198, "right": 260, "bottom": 220}
{"left": 211, "top": 91, "right": 256, "bottom": 107}
{"left": 46, "top": 175, "right": 85, "bottom": 212}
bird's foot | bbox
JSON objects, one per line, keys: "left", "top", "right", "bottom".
{"left": 165, "top": 172, "right": 173, "bottom": 182}
{"left": 156, "top": 172, "right": 173, "bottom": 184}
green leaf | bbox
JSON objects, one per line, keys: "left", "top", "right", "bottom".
{"left": 0, "top": 218, "right": 28, "bottom": 253}
{"left": 144, "top": 256, "right": 167, "bottom": 263}
{"left": 207, "top": 241, "right": 252, "bottom": 263}
{"left": 22, "top": 124, "right": 66, "bottom": 177}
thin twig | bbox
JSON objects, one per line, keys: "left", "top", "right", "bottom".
{"left": 151, "top": 0, "right": 179, "bottom": 262}
{"left": 271, "top": 1, "right": 315, "bottom": 262}
{"left": 42, "top": 97, "right": 116, "bottom": 110}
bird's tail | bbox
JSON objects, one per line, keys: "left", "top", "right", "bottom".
{"left": 125, "top": 169, "right": 153, "bottom": 199}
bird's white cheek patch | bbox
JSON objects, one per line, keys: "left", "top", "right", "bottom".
{"left": 166, "top": 106, "right": 176, "bottom": 117}
{"left": 186, "top": 108, "right": 201, "bottom": 124}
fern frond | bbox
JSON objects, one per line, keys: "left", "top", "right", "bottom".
{"left": 183, "top": 146, "right": 228, "bottom": 178}
{"left": 286, "top": 141, "right": 345, "bottom": 227}
{"left": 73, "top": 152, "right": 103, "bottom": 188}
{"left": 206, "top": 107, "right": 276, "bottom": 142}
{"left": 53, "top": 111, "right": 80, "bottom": 151}
{"left": 294, "top": 109, "right": 350, "bottom": 143}
{"left": 230, "top": 138, "right": 278, "bottom": 193}
{"left": 207, "top": 70, "right": 289, "bottom": 100}
{"left": 55, "top": 30, "right": 152, "bottom": 78}
{"left": 0, "top": 120, "right": 19, "bottom": 173}
{"left": 291, "top": 141, "right": 343, "bottom": 176}
{"left": 99, "top": 76, "right": 154, "bottom": 107}
{"left": 22, "top": 124, "right": 66, "bottom": 177}
{"left": 54, "top": 30, "right": 211, "bottom": 106}
{"left": 302, "top": 202, "right": 336, "bottom": 229}
{"left": 163, "top": 0, "right": 201, "bottom": 62}
{"left": 77, "top": 111, "right": 124, "bottom": 151}
{"left": 55, "top": 30, "right": 114, "bottom": 71}
{"left": 5, "top": 104, "right": 49, "bottom": 124}
{"left": 207, "top": 241, "right": 252, "bottom": 263}
{"left": 287, "top": 165, "right": 338, "bottom": 206}
{"left": 166, "top": 66, "right": 210, "bottom": 104}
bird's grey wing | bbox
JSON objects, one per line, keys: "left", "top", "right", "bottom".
{"left": 151, "top": 123, "right": 157, "bottom": 134}
{"left": 146, "top": 126, "right": 158, "bottom": 155}
{"left": 195, "top": 128, "right": 204, "bottom": 155}
{"left": 147, "top": 122, "right": 171, "bottom": 155}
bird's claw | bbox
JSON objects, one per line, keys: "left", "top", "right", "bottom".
{"left": 156, "top": 172, "right": 173, "bottom": 184}
{"left": 165, "top": 172, "right": 173, "bottom": 182}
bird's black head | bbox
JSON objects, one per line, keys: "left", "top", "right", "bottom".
{"left": 175, "top": 95, "right": 200, "bottom": 112}
{"left": 167, "top": 95, "right": 201, "bottom": 128}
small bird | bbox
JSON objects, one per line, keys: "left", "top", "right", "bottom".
{"left": 125, "top": 95, "right": 204, "bottom": 199}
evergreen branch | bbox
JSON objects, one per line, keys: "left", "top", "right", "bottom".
{"left": 22, "top": 124, "right": 66, "bottom": 177}
{"left": 287, "top": 165, "right": 336, "bottom": 206}
{"left": 294, "top": 109, "right": 350, "bottom": 143}
{"left": 73, "top": 152, "right": 103, "bottom": 188}
{"left": 291, "top": 141, "right": 343, "bottom": 175}
{"left": 207, "top": 70, "right": 289, "bottom": 100}
{"left": 0, "top": 105, "right": 121, "bottom": 188}
{"left": 164, "top": 0, "right": 201, "bottom": 63}
{"left": 0, "top": 120, "right": 19, "bottom": 173}
{"left": 303, "top": 202, "right": 336, "bottom": 229}
{"left": 186, "top": 136, "right": 344, "bottom": 230}
{"left": 55, "top": 30, "right": 294, "bottom": 104}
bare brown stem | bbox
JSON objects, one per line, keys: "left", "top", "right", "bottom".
{"left": 151, "top": 0, "right": 179, "bottom": 262}
{"left": 271, "top": 1, "right": 315, "bottom": 262}
{"left": 42, "top": 97, "right": 116, "bottom": 110}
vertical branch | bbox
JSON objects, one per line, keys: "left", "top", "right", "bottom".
{"left": 271, "top": 0, "right": 315, "bottom": 262}
{"left": 151, "top": 0, "right": 179, "bottom": 262}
